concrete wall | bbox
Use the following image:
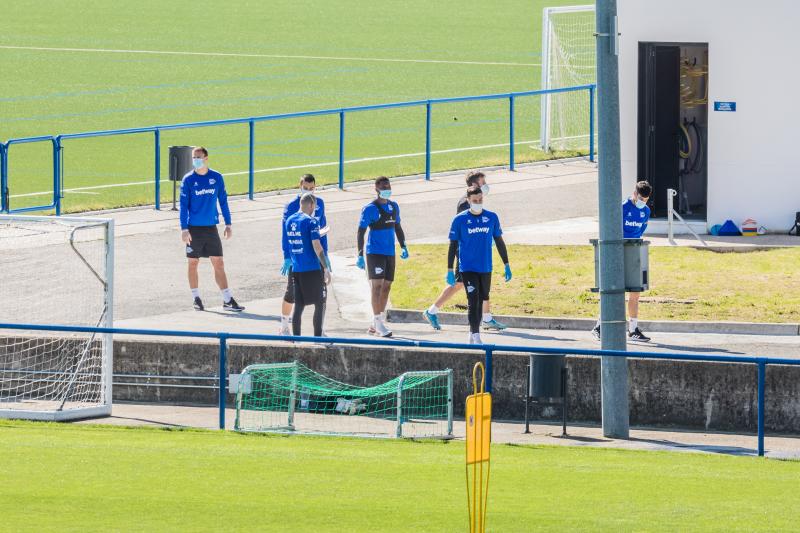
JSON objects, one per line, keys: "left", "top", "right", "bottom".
{"left": 113, "top": 339, "right": 800, "bottom": 433}
{"left": 618, "top": 0, "right": 800, "bottom": 230}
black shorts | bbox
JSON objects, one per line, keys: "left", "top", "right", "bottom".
{"left": 186, "top": 226, "right": 223, "bottom": 258}
{"left": 283, "top": 267, "right": 296, "bottom": 304}
{"left": 292, "top": 269, "right": 327, "bottom": 306}
{"left": 461, "top": 272, "right": 492, "bottom": 301}
{"left": 366, "top": 254, "right": 396, "bottom": 281}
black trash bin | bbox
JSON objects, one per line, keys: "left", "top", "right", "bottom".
{"left": 524, "top": 354, "right": 568, "bottom": 436}
{"left": 168, "top": 146, "right": 194, "bottom": 210}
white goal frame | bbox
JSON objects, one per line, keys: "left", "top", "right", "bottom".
{"left": 0, "top": 214, "right": 114, "bottom": 421}
{"left": 540, "top": 4, "right": 596, "bottom": 151}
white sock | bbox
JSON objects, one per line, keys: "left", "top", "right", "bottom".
{"left": 629, "top": 318, "right": 638, "bottom": 333}
{"left": 482, "top": 313, "right": 493, "bottom": 323}
{"left": 374, "top": 314, "right": 383, "bottom": 324}
{"left": 471, "top": 332, "right": 482, "bottom": 343}
{"left": 222, "top": 288, "right": 233, "bottom": 303}
{"left": 281, "top": 315, "right": 290, "bottom": 324}
{"left": 427, "top": 304, "right": 439, "bottom": 315}
{"left": 191, "top": 288, "right": 200, "bottom": 299}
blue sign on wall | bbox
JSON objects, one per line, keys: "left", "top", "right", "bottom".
{"left": 714, "top": 101, "right": 736, "bottom": 112}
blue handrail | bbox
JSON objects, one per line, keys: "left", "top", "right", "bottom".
{"left": 0, "top": 320, "right": 793, "bottom": 456}
{"left": 0, "top": 84, "right": 596, "bottom": 214}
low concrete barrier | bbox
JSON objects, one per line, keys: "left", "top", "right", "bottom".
{"left": 113, "top": 339, "right": 800, "bottom": 434}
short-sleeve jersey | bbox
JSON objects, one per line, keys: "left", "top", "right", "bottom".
{"left": 622, "top": 199, "right": 650, "bottom": 239}
{"left": 448, "top": 209, "right": 502, "bottom": 274}
{"left": 285, "top": 212, "right": 322, "bottom": 272}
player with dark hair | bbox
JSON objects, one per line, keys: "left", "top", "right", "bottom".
{"left": 279, "top": 174, "right": 329, "bottom": 335}
{"left": 179, "top": 146, "right": 244, "bottom": 312}
{"left": 592, "top": 180, "right": 653, "bottom": 342}
{"left": 423, "top": 170, "right": 506, "bottom": 331}
{"left": 356, "top": 176, "right": 409, "bottom": 337}
{"left": 284, "top": 193, "right": 330, "bottom": 337}
{"left": 447, "top": 185, "right": 512, "bottom": 344}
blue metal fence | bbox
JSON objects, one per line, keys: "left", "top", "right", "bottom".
{"left": 0, "top": 85, "right": 596, "bottom": 215}
{"left": 1, "top": 321, "right": 795, "bottom": 457}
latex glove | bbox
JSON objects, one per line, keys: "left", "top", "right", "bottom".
{"left": 280, "top": 258, "right": 292, "bottom": 276}
{"left": 356, "top": 255, "right": 365, "bottom": 270}
{"left": 324, "top": 254, "right": 332, "bottom": 272}
{"left": 446, "top": 270, "right": 456, "bottom": 286}
{"left": 400, "top": 247, "right": 409, "bottom": 260}
{"left": 504, "top": 263, "right": 512, "bottom": 282}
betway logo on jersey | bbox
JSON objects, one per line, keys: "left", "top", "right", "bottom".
{"left": 194, "top": 188, "right": 216, "bottom": 196}
{"left": 624, "top": 219, "right": 644, "bottom": 228}
{"left": 467, "top": 226, "right": 491, "bottom": 235}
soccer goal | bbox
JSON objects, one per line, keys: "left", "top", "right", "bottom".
{"left": 234, "top": 362, "right": 453, "bottom": 439}
{"left": 0, "top": 215, "right": 114, "bottom": 421}
{"left": 540, "top": 4, "right": 596, "bottom": 152}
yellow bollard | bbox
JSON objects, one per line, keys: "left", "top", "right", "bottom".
{"left": 466, "top": 362, "right": 491, "bottom": 533}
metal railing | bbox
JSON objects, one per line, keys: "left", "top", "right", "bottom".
{"left": 1, "top": 321, "right": 797, "bottom": 457}
{"left": 0, "top": 85, "right": 596, "bottom": 215}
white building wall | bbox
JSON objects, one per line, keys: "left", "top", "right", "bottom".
{"left": 618, "top": 0, "right": 800, "bottom": 231}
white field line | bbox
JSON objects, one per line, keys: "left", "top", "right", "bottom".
{"left": 0, "top": 45, "right": 541, "bottom": 67}
{"left": 10, "top": 135, "right": 593, "bottom": 199}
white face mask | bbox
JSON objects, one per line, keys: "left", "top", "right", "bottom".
{"left": 469, "top": 203, "right": 483, "bottom": 214}
{"left": 480, "top": 184, "right": 490, "bottom": 195}
{"left": 635, "top": 198, "right": 647, "bottom": 209}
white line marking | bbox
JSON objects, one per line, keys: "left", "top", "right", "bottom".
{"left": 10, "top": 134, "right": 593, "bottom": 200}
{"left": 0, "top": 45, "right": 541, "bottom": 67}
{"left": 10, "top": 140, "right": 549, "bottom": 199}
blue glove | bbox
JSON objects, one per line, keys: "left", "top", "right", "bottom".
{"left": 280, "top": 258, "right": 292, "bottom": 276}
{"left": 324, "top": 254, "right": 332, "bottom": 272}
{"left": 400, "top": 247, "right": 409, "bottom": 260}
{"left": 504, "top": 263, "right": 512, "bottom": 282}
{"left": 356, "top": 255, "right": 365, "bottom": 270}
{"left": 446, "top": 270, "right": 456, "bottom": 286}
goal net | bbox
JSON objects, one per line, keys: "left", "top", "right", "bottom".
{"left": 0, "top": 215, "right": 114, "bottom": 421}
{"left": 540, "top": 5, "right": 596, "bottom": 152}
{"left": 235, "top": 362, "right": 453, "bottom": 439}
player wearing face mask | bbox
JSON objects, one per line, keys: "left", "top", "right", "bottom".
{"left": 446, "top": 185, "right": 512, "bottom": 345}
{"left": 356, "top": 176, "right": 409, "bottom": 337}
{"left": 591, "top": 180, "right": 653, "bottom": 342}
{"left": 279, "top": 174, "right": 330, "bottom": 335}
{"left": 423, "top": 171, "right": 507, "bottom": 332}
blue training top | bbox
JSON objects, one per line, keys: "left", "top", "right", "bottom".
{"left": 282, "top": 195, "right": 328, "bottom": 259}
{"left": 449, "top": 209, "right": 503, "bottom": 274}
{"left": 179, "top": 169, "right": 231, "bottom": 229}
{"left": 359, "top": 200, "right": 401, "bottom": 256}
{"left": 285, "top": 211, "right": 322, "bottom": 273}
{"left": 622, "top": 198, "right": 650, "bottom": 239}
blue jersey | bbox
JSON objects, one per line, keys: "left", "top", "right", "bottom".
{"left": 285, "top": 212, "right": 322, "bottom": 273}
{"left": 449, "top": 209, "right": 502, "bottom": 274}
{"left": 179, "top": 169, "right": 231, "bottom": 229}
{"left": 359, "top": 200, "right": 401, "bottom": 256}
{"left": 282, "top": 195, "right": 328, "bottom": 259}
{"left": 622, "top": 199, "right": 650, "bottom": 238}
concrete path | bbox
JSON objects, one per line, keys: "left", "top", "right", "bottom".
{"left": 79, "top": 403, "right": 800, "bottom": 459}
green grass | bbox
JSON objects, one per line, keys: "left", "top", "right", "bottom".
{"left": 392, "top": 245, "right": 800, "bottom": 323}
{"left": 1, "top": 420, "right": 798, "bottom": 531}
{"left": 1, "top": 0, "right": 589, "bottom": 213}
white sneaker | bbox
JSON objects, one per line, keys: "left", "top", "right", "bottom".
{"left": 468, "top": 333, "right": 483, "bottom": 345}
{"left": 278, "top": 322, "right": 291, "bottom": 336}
{"left": 373, "top": 318, "right": 393, "bottom": 338}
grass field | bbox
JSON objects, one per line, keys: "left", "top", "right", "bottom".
{"left": 2, "top": 420, "right": 799, "bottom": 532}
{"left": 1, "top": 0, "right": 589, "bottom": 213}
{"left": 392, "top": 245, "right": 800, "bottom": 322}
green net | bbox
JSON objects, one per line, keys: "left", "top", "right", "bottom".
{"left": 235, "top": 362, "right": 453, "bottom": 439}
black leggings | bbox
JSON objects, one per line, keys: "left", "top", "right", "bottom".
{"left": 291, "top": 270, "right": 327, "bottom": 337}
{"left": 461, "top": 272, "right": 492, "bottom": 334}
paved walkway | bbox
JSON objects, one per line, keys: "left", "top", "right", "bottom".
{"left": 79, "top": 403, "right": 800, "bottom": 459}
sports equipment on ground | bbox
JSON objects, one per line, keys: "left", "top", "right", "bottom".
{"left": 235, "top": 362, "right": 453, "bottom": 439}
{"left": 0, "top": 215, "right": 114, "bottom": 421}
{"left": 540, "top": 5, "right": 596, "bottom": 152}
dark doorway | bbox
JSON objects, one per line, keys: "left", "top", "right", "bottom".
{"left": 638, "top": 42, "right": 708, "bottom": 219}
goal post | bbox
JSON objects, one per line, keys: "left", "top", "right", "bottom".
{"left": 0, "top": 215, "right": 114, "bottom": 421}
{"left": 540, "top": 4, "right": 597, "bottom": 152}
{"left": 234, "top": 362, "right": 454, "bottom": 439}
